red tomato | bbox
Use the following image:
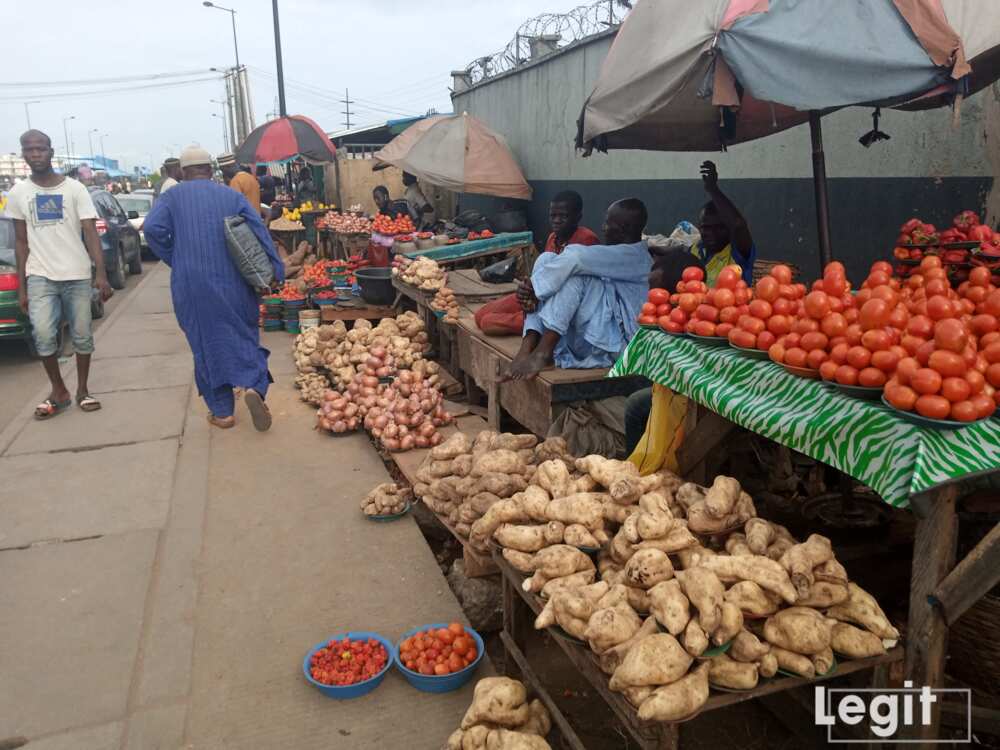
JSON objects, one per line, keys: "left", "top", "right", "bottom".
{"left": 740, "top": 316, "right": 767, "bottom": 336}
{"left": 748, "top": 299, "right": 772, "bottom": 320}
{"left": 886, "top": 384, "right": 918, "bottom": 411}
{"left": 941, "top": 376, "right": 971, "bottom": 403}
{"left": 669, "top": 308, "right": 688, "bottom": 324}
{"left": 911, "top": 368, "right": 943, "bottom": 395}
{"left": 950, "top": 400, "right": 978, "bottom": 422}
{"left": 984, "top": 291, "right": 1000, "bottom": 317}
{"left": 823, "top": 272, "right": 847, "bottom": 298}
{"left": 714, "top": 288, "right": 736, "bottom": 309}
{"left": 846, "top": 346, "right": 872, "bottom": 369}
{"left": 638, "top": 314, "right": 657, "bottom": 326}
{"left": 871, "top": 350, "right": 900, "bottom": 374}
{"left": 860, "top": 329, "right": 890, "bottom": 352}
{"left": 819, "top": 360, "right": 839, "bottom": 381}
{"left": 756, "top": 331, "right": 777, "bottom": 351}
{"left": 859, "top": 299, "right": 892, "bottom": 331}
{"left": 648, "top": 288, "right": 670, "bottom": 306}
{"left": 773, "top": 297, "right": 796, "bottom": 316}
{"left": 926, "top": 295, "right": 955, "bottom": 321}
{"left": 858, "top": 367, "right": 887, "bottom": 388}
{"left": 756, "top": 276, "right": 780, "bottom": 303}
{"left": 695, "top": 304, "right": 719, "bottom": 322}
{"left": 966, "top": 369, "right": 986, "bottom": 394}
{"left": 768, "top": 342, "right": 786, "bottom": 363}
{"left": 792, "top": 317, "right": 820, "bottom": 335}
{"left": 767, "top": 314, "right": 792, "bottom": 336}
{"left": 970, "top": 315, "right": 999, "bottom": 337}
{"left": 970, "top": 393, "right": 996, "bottom": 419}
{"left": 829, "top": 342, "right": 850, "bottom": 365}
{"left": 729, "top": 329, "right": 756, "bottom": 349}
{"left": 681, "top": 266, "right": 704, "bottom": 283}
{"left": 784, "top": 347, "right": 808, "bottom": 368}
{"left": 806, "top": 349, "right": 828, "bottom": 370}
{"left": 933, "top": 318, "right": 969, "bottom": 354}
{"left": 719, "top": 306, "right": 741, "bottom": 324}
{"left": 693, "top": 320, "right": 717, "bottom": 337}
{"left": 800, "top": 332, "right": 829, "bottom": 352}
{"left": 716, "top": 322, "right": 735, "bottom": 338}
{"left": 770, "top": 264, "right": 793, "bottom": 284}
{"left": 820, "top": 313, "right": 847, "bottom": 339}
{"left": 641, "top": 302, "right": 657, "bottom": 316}
{"left": 715, "top": 267, "right": 740, "bottom": 290}
{"left": 835, "top": 365, "right": 859, "bottom": 385}
{"left": 663, "top": 320, "right": 685, "bottom": 333}
{"left": 656, "top": 304, "right": 671, "bottom": 317}
{"left": 929, "top": 349, "right": 968, "bottom": 377}
{"left": 803, "top": 291, "right": 831, "bottom": 320}
{"left": 678, "top": 293, "right": 699, "bottom": 313}
{"left": 987, "top": 363, "right": 1000, "bottom": 388}
{"left": 985, "top": 342, "right": 1000, "bottom": 364}
{"left": 915, "top": 394, "right": 951, "bottom": 419}
{"left": 907, "top": 315, "right": 934, "bottom": 339}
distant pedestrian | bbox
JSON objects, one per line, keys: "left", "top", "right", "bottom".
{"left": 223, "top": 163, "right": 263, "bottom": 217}
{"left": 155, "top": 158, "right": 182, "bottom": 199}
{"left": 257, "top": 165, "right": 276, "bottom": 206}
{"left": 6, "top": 129, "right": 113, "bottom": 419}
{"left": 144, "top": 145, "right": 285, "bottom": 430}
{"left": 295, "top": 165, "right": 317, "bottom": 206}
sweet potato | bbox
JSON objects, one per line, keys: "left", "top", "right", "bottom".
{"left": 725, "top": 533, "right": 753, "bottom": 557}
{"left": 812, "top": 646, "right": 835, "bottom": 675}
{"left": 625, "top": 586, "right": 651, "bottom": 614}
{"left": 573, "top": 475, "right": 600, "bottom": 494}
{"left": 729, "top": 629, "right": 770, "bottom": 663}
{"left": 683, "top": 618, "right": 709, "bottom": 657}
{"left": 757, "top": 651, "right": 778, "bottom": 678}
{"left": 494, "top": 523, "right": 564, "bottom": 553}
{"left": 830, "top": 621, "right": 887, "bottom": 658}
{"left": 636, "top": 510, "right": 674, "bottom": 541}
{"left": 469, "top": 492, "right": 503, "bottom": 516}
{"left": 796, "top": 581, "right": 849, "bottom": 608}
{"left": 622, "top": 686, "right": 654, "bottom": 709}
{"left": 585, "top": 603, "right": 642, "bottom": 654}
{"left": 535, "top": 460, "right": 574, "bottom": 499}
{"left": 676, "top": 544, "right": 715, "bottom": 570}
{"left": 770, "top": 646, "right": 815, "bottom": 678}
{"left": 624, "top": 548, "right": 674, "bottom": 589}
{"left": 533, "top": 436, "right": 571, "bottom": 464}
{"left": 708, "top": 653, "right": 759, "bottom": 690}
{"left": 493, "top": 433, "right": 538, "bottom": 451}
{"left": 712, "top": 601, "right": 744, "bottom": 646}
{"left": 452, "top": 454, "right": 474, "bottom": 477}
{"left": 597, "top": 616, "right": 659, "bottom": 675}
{"left": 520, "top": 699, "right": 552, "bottom": 737}
{"left": 484, "top": 729, "right": 552, "bottom": 750}
{"left": 825, "top": 583, "right": 900, "bottom": 640}
{"left": 744, "top": 518, "right": 775, "bottom": 554}
{"left": 814, "top": 558, "right": 848, "bottom": 586}
{"left": 635, "top": 523, "right": 699, "bottom": 554}
{"left": 779, "top": 534, "right": 834, "bottom": 598}
{"left": 639, "top": 491, "right": 673, "bottom": 516}
{"left": 704, "top": 476, "right": 742, "bottom": 519}
{"left": 647, "top": 579, "right": 690, "bottom": 635}
{"left": 637, "top": 663, "right": 710, "bottom": 722}
{"left": 674, "top": 483, "right": 706, "bottom": 511}
{"left": 519, "top": 486, "right": 551, "bottom": 522}
{"left": 460, "top": 677, "right": 530, "bottom": 729}
{"left": 544, "top": 494, "right": 607, "bottom": 532}
{"left": 609, "top": 633, "right": 693, "bottom": 690}
{"left": 675, "top": 567, "right": 724, "bottom": 633}
{"left": 609, "top": 529, "right": 636, "bottom": 565}
{"left": 695, "top": 553, "right": 799, "bottom": 604}
{"left": 431, "top": 432, "right": 472, "bottom": 460}
{"left": 471, "top": 499, "right": 528, "bottom": 549}
{"left": 763, "top": 607, "right": 832, "bottom": 655}
{"left": 472, "top": 450, "right": 527, "bottom": 478}
{"left": 476, "top": 473, "right": 528, "bottom": 499}
{"left": 540, "top": 570, "right": 596, "bottom": 599}
{"left": 724, "top": 580, "right": 782, "bottom": 618}
{"left": 766, "top": 537, "right": 795, "bottom": 561}
{"left": 575, "top": 456, "right": 642, "bottom": 505}
{"left": 503, "top": 548, "right": 536, "bottom": 573}
{"left": 563, "top": 524, "right": 600, "bottom": 549}
{"left": 521, "top": 545, "right": 593, "bottom": 588}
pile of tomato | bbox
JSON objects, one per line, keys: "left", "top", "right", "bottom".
{"left": 467, "top": 230, "right": 494, "bottom": 241}
{"left": 372, "top": 213, "right": 416, "bottom": 235}
{"left": 277, "top": 281, "right": 305, "bottom": 301}
{"left": 309, "top": 637, "right": 388, "bottom": 686}
{"left": 398, "top": 622, "right": 478, "bottom": 676}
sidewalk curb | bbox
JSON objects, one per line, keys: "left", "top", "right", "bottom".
{"left": 0, "top": 263, "right": 169, "bottom": 457}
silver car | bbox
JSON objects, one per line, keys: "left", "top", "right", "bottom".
{"left": 115, "top": 194, "right": 155, "bottom": 252}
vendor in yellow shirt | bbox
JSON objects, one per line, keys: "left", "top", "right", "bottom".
{"left": 222, "top": 163, "right": 263, "bottom": 218}
{"left": 690, "top": 160, "right": 756, "bottom": 286}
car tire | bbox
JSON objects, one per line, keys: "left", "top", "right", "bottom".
{"left": 91, "top": 294, "right": 105, "bottom": 320}
{"left": 108, "top": 246, "right": 127, "bottom": 290}
{"left": 127, "top": 247, "right": 143, "bottom": 275}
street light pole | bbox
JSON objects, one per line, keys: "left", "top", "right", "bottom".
{"left": 24, "top": 100, "right": 41, "bottom": 129}
{"left": 272, "top": 0, "right": 287, "bottom": 117}
{"left": 210, "top": 99, "right": 230, "bottom": 152}
{"left": 213, "top": 114, "right": 229, "bottom": 152}
{"left": 203, "top": 2, "right": 239, "bottom": 70}
{"left": 100, "top": 133, "right": 108, "bottom": 165}
{"left": 88, "top": 128, "right": 99, "bottom": 164}
{"left": 62, "top": 115, "right": 75, "bottom": 167}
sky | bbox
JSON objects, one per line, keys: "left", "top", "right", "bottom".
{"left": 0, "top": 0, "right": 589, "bottom": 173}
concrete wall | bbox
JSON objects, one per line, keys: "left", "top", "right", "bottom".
{"left": 452, "top": 30, "right": 999, "bottom": 281}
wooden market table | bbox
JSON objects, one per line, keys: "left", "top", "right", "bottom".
{"left": 400, "top": 231, "right": 534, "bottom": 272}
{"left": 495, "top": 555, "right": 904, "bottom": 749}
{"left": 318, "top": 300, "right": 397, "bottom": 324}
{"left": 610, "top": 328, "right": 1000, "bottom": 744}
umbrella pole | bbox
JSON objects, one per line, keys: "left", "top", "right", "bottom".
{"left": 809, "top": 111, "right": 834, "bottom": 266}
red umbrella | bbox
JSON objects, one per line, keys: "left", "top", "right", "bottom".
{"left": 234, "top": 115, "right": 336, "bottom": 164}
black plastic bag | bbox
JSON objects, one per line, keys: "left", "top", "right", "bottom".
{"left": 479, "top": 257, "right": 517, "bottom": 284}
{"left": 223, "top": 214, "right": 276, "bottom": 290}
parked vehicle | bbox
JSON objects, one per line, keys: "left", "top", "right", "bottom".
{"left": 116, "top": 193, "right": 154, "bottom": 253}
{"left": 0, "top": 215, "right": 105, "bottom": 357}
{"left": 89, "top": 187, "right": 142, "bottom": 289}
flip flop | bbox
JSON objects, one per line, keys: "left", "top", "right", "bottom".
{"left": 34, "top": 398, "right": 71, "bottom": 420}
{"left": 244, "top": 390, "right": 272, "bottom": 432}
{"left": 207, "top": 414, "right": 235, "bottom": 429}
{"left": 77, "top": 394, "right": 102, "bottom": 412}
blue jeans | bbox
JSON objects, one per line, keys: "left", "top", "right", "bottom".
{"left": 26, "top": 276, "right": 94, "bottom": 357}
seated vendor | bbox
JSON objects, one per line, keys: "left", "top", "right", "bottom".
{"left": 504, "top": 199, "right": 651, "bottom": 381}
{"left": 475, "top": 190, "right": 599, "bottom": 336}
{"left": 691, "top": 161, "right": 756, "bottom": 285}
{"left": 402, "top": 171, "right": 437, "bottom": 230}
{"left": 372, "top": 185, "right": 407, "bottom": 219}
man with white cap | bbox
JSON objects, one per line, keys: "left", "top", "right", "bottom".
{"left": 144, "top": 145, "right": 285, "bottom": 430}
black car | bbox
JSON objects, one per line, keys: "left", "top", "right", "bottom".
{"left": 88, "top": 188, "right": 142, "bottom": 289}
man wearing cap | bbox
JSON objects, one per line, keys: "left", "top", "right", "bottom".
{"left": 144, "top": 145, "right": 285, "bottom": 430}
{"left": 155, "top": 158, "right": 181, "bottom": 200}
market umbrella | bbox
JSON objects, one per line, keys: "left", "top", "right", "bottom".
{"left": 576, "top": 0, "right": 1000, "bottom": 263}
{"left": 234, "top": 114, "right": 336, "bottom": 164}
{"left": 373, "top": 113, "right": 532, "bottom": 200}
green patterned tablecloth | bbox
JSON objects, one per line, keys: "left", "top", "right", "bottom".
{"left": 609, "top": 328, "right": 1000, "bottom": 508}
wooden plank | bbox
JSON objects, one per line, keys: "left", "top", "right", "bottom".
{"left": 319, "top": 304, "right": 395, "bottom": 323}
{"left": 500, "top": 631, "right": 589, "bottom": 750}
{"left": 436, "top": 367, "right": 464, "bottom": 397}
{"left": 447, "top": 268, "right": 517, "bottom": 300}
{"left": 930, "top": 520, "right": 1000, "bottom": 626}
{"left": 903, "top": 484, "right": 959, "bottom": 744}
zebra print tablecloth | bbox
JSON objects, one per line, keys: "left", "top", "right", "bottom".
{"left": 610, "top": 328, "right": 1000, "bottom": 508}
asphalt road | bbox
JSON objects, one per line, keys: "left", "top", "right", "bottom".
{"left": 0, "top": 260, "right": 161, "bottom": 433}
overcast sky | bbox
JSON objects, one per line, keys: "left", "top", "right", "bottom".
{"left": 0, "top": 0, "right": 588, "bottom": 172}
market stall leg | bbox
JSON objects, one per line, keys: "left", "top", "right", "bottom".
{"left": 903, "top": 485, "right": 958, "bottom": 744}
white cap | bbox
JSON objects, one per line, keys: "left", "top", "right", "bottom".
{"left": 179, "top": 145, "right": 213, "bottom": 169}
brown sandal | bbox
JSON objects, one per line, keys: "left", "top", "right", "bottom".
{"left": 207, "top": 414, "right": 235, "bottom": 429}
{"left": 244, "top": 390, "right": 272, "bottom": 432}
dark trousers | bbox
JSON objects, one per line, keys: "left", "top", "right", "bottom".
{"left": 624, "top": 386, "right": 653, "bottom": 456}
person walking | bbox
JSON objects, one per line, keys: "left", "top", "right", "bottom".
{"left": 143, "top": 145, "right": 284, "bottom": 430}
{"left": 155, "top": 158, "right": 182, "bottom": 199}
{"left": 7, "top": 129, "right": 113, "bottom": 419}
{"left": 222, "top": 163, "right": 263, "bottom": 217}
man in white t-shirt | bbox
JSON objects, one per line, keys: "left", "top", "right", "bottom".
{"left": 7, "top": 130, "right": 113, "bottom": 419}
{"left": 155, "top": 158, "right": 181, "bottom": 200}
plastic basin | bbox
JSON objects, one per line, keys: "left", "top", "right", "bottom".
{"left": 393, "top": 623, "right": 484, "bottom": 693}
{"left": 302, "top": 631, "right": 395, "bottom": 699}
{"left": 355, "top": 268, "right": 395, "bottom": 306}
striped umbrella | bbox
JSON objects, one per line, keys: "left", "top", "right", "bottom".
{"left": 234, "top": 115, "right": 336, "bottom": 164}
{"left": 577, "top": 0, "right": 1000, "bottom": 262}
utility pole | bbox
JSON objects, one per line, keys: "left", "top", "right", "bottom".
{"left": 62, "top": 115, "right": 75, "bottom": 167}
{"left": 88, "top": 128, "right": 99, "bottom": 163}
{"left": 24, "top": 100, "right": 40, "bottom": 129}
{"left": 211, "top": 99, "right": 230, "bottom": 151}
{"left": 341, "top": 88, "right": 354, "bottom": 130}
{"left": 272, "top": 0, "right": 287, "bottom": 117}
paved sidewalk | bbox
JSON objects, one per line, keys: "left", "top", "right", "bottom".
{"left": 0, "top": 263, "right": 476, "bottom": 749}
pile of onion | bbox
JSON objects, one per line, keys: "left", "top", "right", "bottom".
{"left": 363, "top": 370, "right": 453, "bottom": 452}
{"left": 316, "top": 389, "right": 362, "bottom": 434}
{"left": 361, "top": 345, "right": 396, "bottom": 380}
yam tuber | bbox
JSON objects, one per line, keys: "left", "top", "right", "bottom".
{"left": 724, "top": 581, "right": 782, "bottom": 618}
{"left": 695, "top": 553, "right": 799, "bottom": 604}
{"left": 639, "top": 491, "right": 673, "bottom": 516}
{"left": 563, "top": 524, "right": 600, "bottom": 549}
{"left": 460, "top": 677, "right": 530, "bottom": 729}
{"left": 779, "top": 534, "right": 835, "bottom": 599}
{"left": 471, "top": 499, "right": 528, "bottom": 549}
{"left": 535, "top": 460, "right": 574, "bottom": 499}
{"left": 585, "top": 603, "right": 642, "bottom": 654}
{"left": 712, "top": 601, "right": 744, "bottom": 646}
{"left": 675, "top": 567, "right": 724, "bottom": 633}
{"left": 609, "top": 633, "right": 693, "bottom": 691}
{"left": 647, "top": 579, "right": 690, "bottom": 636}
{"left": 624, "top": 548, "right": 674, "bottom": 589}
{"left": 575, "top": 455, "right": 642, "bottom": 505}
{"left": 494, "top": 523, "right": 563, "bottom": 553}
{"left": 796, "top": 581, "right": 849, "bottom": 608}
{"left": 544, "top": 493, "right": 607, "bottom": 532}
{"left": 770, "top": 646, "right": 816, "bottom": 678}
{"left": 637, "top": 663, "right": 710, "bottom": 722}
{"left": 431, "top": 432, "right": 472, "bottom": 460}
{"left": 757, "top": 651, "right": 779, "bottom": 678}
{"left": 540, "top": 570, "right": 596, "bottom": 599}
{"left": 825, "top": 582, "right": 900, "bottom": 640}
{"left": 830, "top": 621, "right": 887, "bottom": 658}
{"left": 683, "top": 618, "right": 709, "bottom": 657}
{"left": 725, "top": 533, "right": 753, "bottom": 557}
{"left": 704, "top": 476, "right": 742, "bottom": 519}
{"left": 729, "top": 629, "right": 769, "bottom": 663}
{"left": 472, "top": 450, "right": 527, "bottom": 478}
{"left": 597, "top": 616, "right": 659, "bottom": 675}
{"left": 635, "top": 523, "right": 699, "bottom": 554}
{"left": 636, "top": 510, "right": 674, "bottom": 541}
{"left": 812, "top": 646, "right": 835, "bottom": 676}
{"left": 744, "top": 518, "right": 775, "bottom": 555}
{"left": 708, "top": 653, "right": 759, "bottom": 690}
{"left": 763, "top": 607, "right": 833, "bottom": 655}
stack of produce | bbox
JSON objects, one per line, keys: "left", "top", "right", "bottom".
{"left": 445, "top": 677, "right": 553, "bottom": 750}
{"left": 637, "top": 266, "right": 708, "bottom": 331}
{"left": 316, "top": 211, "right": 372, "bottom": 234}
{"left": 466, "top": 230, "right": 495, "bottom": 241}
{"left": 360, "top": 482, "right": 412, "bottom": 516}
{"left": 371, "top": 213, "right": 415, "bottom": 235}
{"left": 294, "top": 371, "right": 330, "bottom": 405}
{"left": 278, "top": 241, "right": 315, "bottom": 281}
{"left": 361, "top": 371, "right": 453, "bottom": 451}
{"left": 395, "top": 256, "right": 447, "bottom": 292}
{"left": 411, "top": 433, "right": 577, "bottom": 541}
{"left": 431, "top": 287, "right": 460, "bottom": 323}
{"left": 270, "top": 215, "right": 305, "bottom": 231}
{"left": 308, "top": 636, "right": 387, "bottom": 687}
{"left": 277, "top": 281, "right": 306, "bottom": 302}
{"left": 346, "top": 253, "right": 370, "bottom": 277}
{"left": 484, "top": 462, "right": 899, "bottom": 721}
{"left": 894, "top": 212, "right": 1000, "bottom": 285}
{"left": 399, "top": 622, "right": 479, "bottom": 677}
{"left": 316, "top": 383, "right": 363, "bottom": 434}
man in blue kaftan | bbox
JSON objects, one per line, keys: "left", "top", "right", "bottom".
{"left": 144, "top": 146, "right": 284, "bottom": 431}
{"left": 506, "top": 198, "right": 651, "bottom": 380}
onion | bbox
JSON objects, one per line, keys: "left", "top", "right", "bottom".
{"left": 383, "top": 438, "right": 401, "bottom": 451}
{"left": 323, "top": 391, "right": 337, "bottom": 402}
{"left": 398, "top": 424, "right": 409, "bottom": 437}
{"left": 400, "top": 435, "right": 415, "bottom": 451}
{"left": 384, "top": 423, "right": 398, "bottom": 438}
{"left": 374, "top": 415, "right": 388, "bottom": 429}
{"left": 419, "top": 421, "right": 436, "bottom": 437}
{"left": 347, "top": 417, "right": 358, "bottom": 430}
{"left": 375, "top": 366, "right": 391, "bottom": 378}
{"left": 366, "top": 356, "right": 382, "bottom": 369}
{"left": 372, "top": 428, "right": 382, "bottom": 438}
{"left": 319, "top": 418, "right": 331, "bottom": 430}
{"left": 398, "top": 371, "right": 413, "bottom": 384}
{"left": 398, "top": 384, "right": 411, "bottom": 398}
{"left": 344, "top": 403, "right": 358, "bottom": 417}
{"left": 332, "top": 420, "right": 347, "bottom": 433}
{"left": 363, "top": 376, "right": 379, "bottom": 388}
{"left": 414, "top": 435, "right": 429, "bottom": 448}
{"left": 420, "top": 399, "right": 432, "bottom": 413}
{"left": 370, "top": 346, "right": 387, "bottom": 359}
{"left": 362, "top": 386, "right": 377, "bottom": 397}
{"left": 429, "top": 432, "right": 443, "bottom": 446}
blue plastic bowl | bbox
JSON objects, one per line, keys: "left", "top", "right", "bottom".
{"left": 302, "top": 631, "right": 395, "bottom": 699}
{"left": 394, "top": 623, "right": 484, "bottom": 693}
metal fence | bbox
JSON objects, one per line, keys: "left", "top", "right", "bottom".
{"left": 463, "top": 0, "right": 630, "bottom": 84}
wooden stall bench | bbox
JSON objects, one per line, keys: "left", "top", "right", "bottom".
{"left": 610, "top": 328, "right": 1000, "bottom": 744}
